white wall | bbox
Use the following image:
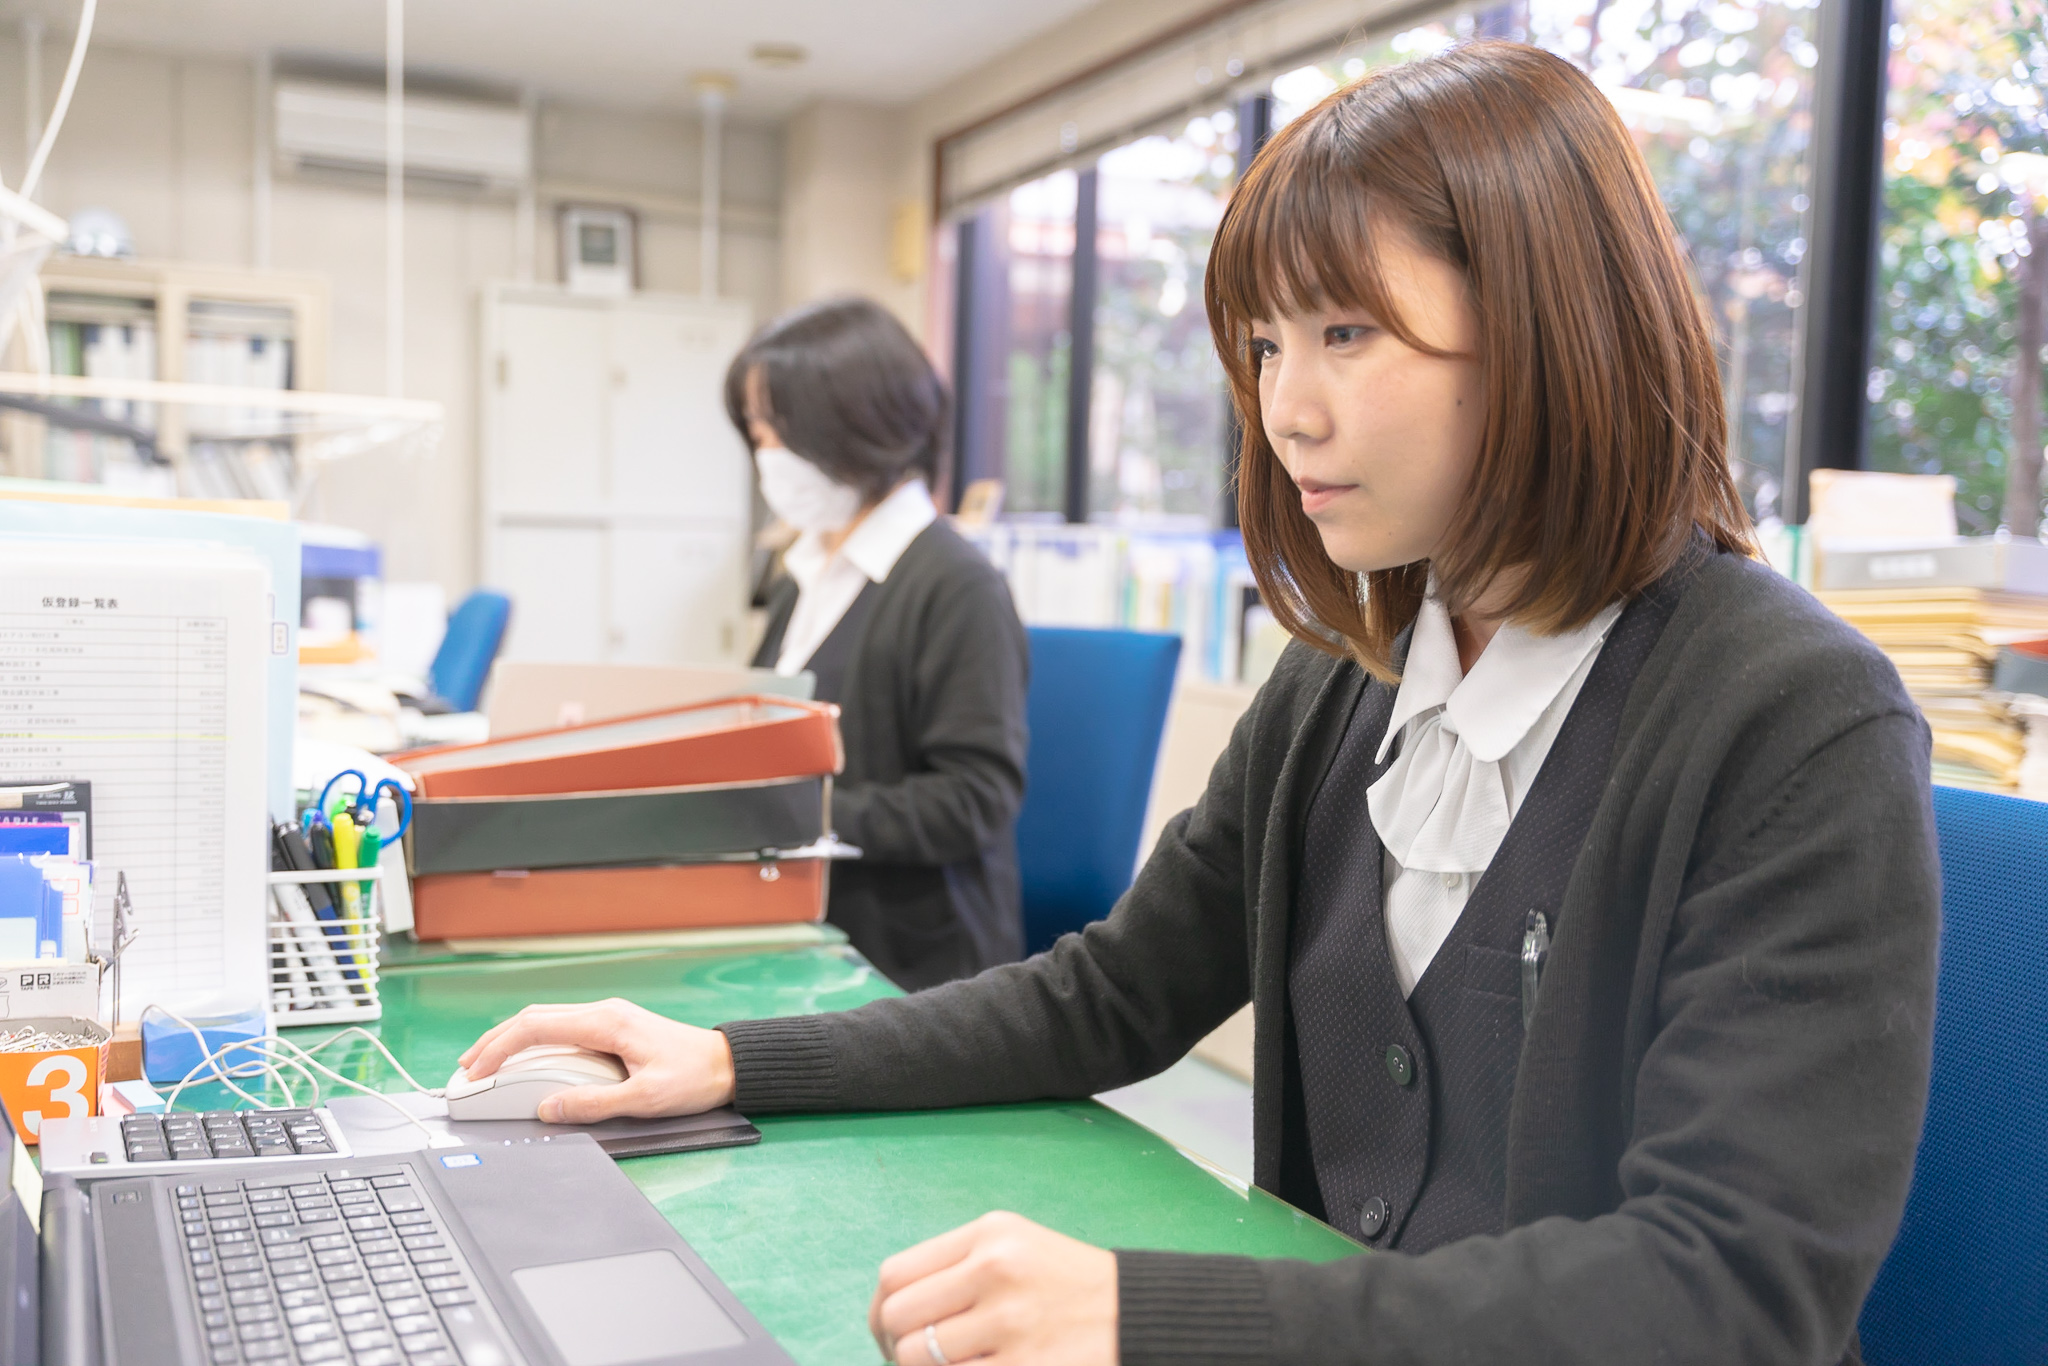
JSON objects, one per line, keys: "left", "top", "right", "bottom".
{"left": 1, "top": 3, "right": 1236, "bottom": 587}
{"left": 780, "top": 101, "right": 917, "bottom": 324}
{"left": 0, "top": 37, "right": 782, "bottom": 599}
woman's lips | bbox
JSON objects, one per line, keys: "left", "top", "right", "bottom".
{"left": 1296, "top": 479, "right": 1355, "bottom": 515}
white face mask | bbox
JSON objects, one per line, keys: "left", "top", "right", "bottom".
{"left": 755, "top": 445, "right": 865, "bottom": 534}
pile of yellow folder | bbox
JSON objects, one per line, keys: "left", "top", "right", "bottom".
{"left": 1817, "top": 587, "right": 2048, "bottom": 791}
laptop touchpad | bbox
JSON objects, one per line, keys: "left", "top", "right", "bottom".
{"left": 513, "top": 1249, "right": 747, "bottom": 1364}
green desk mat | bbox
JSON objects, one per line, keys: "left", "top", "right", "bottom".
{"left": 236, "top": 943, "right": 1360, "bottom": 1364}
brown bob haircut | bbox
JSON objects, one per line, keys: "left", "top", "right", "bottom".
{"left": 1207, "top": 40, "right": 1753, "bottom": 680}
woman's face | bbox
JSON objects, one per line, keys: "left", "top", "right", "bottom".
{"left": 1251, "top": 228, "right": 1484, "bottom": 575}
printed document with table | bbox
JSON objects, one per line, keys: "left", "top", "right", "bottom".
{"left": 0, "top": 540, "right": 270, "bottom": 1018}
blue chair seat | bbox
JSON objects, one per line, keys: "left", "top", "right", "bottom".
{"left": 1015, "top": 627, "right": 1181, "bottom": 956}
{"left": 1858, "top": 784, "right": 2048, "bottom": 1364}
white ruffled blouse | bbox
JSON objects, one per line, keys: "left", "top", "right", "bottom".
{"left": 1367, "top": 589, "right": 1622, "bottom": 996}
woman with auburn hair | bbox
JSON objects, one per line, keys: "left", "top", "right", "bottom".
{"left": 457, "top": 42, "right": 1937, "bottom": 1365}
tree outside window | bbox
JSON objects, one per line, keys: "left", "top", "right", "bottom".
{"left": 1867, "top": 0, "right": 2048, "bottom": 536}
{"left": 1090, "top": 113, "right": 1238, "bottom": 527}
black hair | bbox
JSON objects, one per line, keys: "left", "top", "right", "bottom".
{"left": 722, "top": 297, "right": 951, "bottom": 504}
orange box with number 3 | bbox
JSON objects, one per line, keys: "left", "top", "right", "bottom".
{"left": 0, "top": 1017, "right": 108, "bottom": 1145}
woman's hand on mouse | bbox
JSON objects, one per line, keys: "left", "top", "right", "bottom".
{"left": 870, "top": 1212, "right": 1117, "bottom": 1366}
{"left": 456, "top": 998, "right": 736, "bottom": 1123}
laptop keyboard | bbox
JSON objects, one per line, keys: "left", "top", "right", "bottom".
{"left": 177, "top": 1167, "right": 503, "bottom": 1366}
{"left": 125, "top": 1109, "right": 337, "bottom": 1162}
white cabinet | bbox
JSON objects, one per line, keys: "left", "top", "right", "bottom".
{"left": 479, "top": 285, "right": 754, "bottom": 668}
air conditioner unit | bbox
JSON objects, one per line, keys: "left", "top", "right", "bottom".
{"left": 274, "top": 79, "right": 529, "bottom": 191}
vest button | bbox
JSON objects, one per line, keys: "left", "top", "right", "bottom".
{"left": 1359, "top": 1196, "right": 1389, "bottom": 1240}
{"left": 1384, "top": 1044, "right": 1415, "bottom": 1088}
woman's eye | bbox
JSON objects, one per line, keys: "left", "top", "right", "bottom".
{"left": 1325, "top": 324, "right": 1375, "bottom": 346}
{"left": 1248, "top": 338, "right": 1279, "bottom": 365}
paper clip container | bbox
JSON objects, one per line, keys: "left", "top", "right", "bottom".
{"left": 0, "top": 1016, "right": 109, "bottom": 1145}
{"left": 267, "top": 866, "right": 384, "bottom": 1024}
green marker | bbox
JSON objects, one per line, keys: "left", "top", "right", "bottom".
{"left": 357, "top": 813, "right": 382, "bottom": 913}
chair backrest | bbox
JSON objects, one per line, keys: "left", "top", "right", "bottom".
{"left": 1859, "top": 785, "right": 2048, "bottom": 1365}
{"left": 1016, "top": 627, "right": 1181, "bottom": 955}
{"left": 428, "top": 590, "right": 513, "bottom": 713}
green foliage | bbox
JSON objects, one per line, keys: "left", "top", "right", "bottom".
{"left": 1865, "top": 0, "right": 2048, "bottom": 533}
{"left": 1005, "top": 336, "right": 1070, "bottom": 516}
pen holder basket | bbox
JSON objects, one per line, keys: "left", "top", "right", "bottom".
{"left": 267, "top": 867, "right": 384, "bottom": 1024}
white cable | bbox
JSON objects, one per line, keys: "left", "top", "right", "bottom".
{"left": 147, "top": 1006, "right": 281, "bottom": 1111}
{"left": 287, "top": 1025, "right": 438, "bottom": 1096}
{"left": 259, "top": 1036, "right": 444, "bottom": 1148}
{"left": 163, "top": 1041, "right": 281, "bottom": 1113}
{"left": 19, "top": 0, "right": 97, "bottom": 204}
{"left": 251, "top": 1039, "right": 322, "bottom": 1109}
{"left": 143, "top": 1008, "right": 452, "bottom": 1148}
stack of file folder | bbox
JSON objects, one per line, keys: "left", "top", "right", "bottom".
{"left": 393, "top": 697, "right": 845, "bottom": 941}
{"left": 1817, "top": 550, "right": 2048, "bottom": 790}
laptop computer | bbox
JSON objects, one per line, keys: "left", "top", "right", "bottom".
{"left": 9, "top": 1101, "right": 795, "bottom": 1365}
{"left": 37, "top": 1097, "right": 760, "bottom": 1172}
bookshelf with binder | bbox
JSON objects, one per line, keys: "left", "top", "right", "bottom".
{"left": 9, "top": 256, "right": 330, "bottom": 501}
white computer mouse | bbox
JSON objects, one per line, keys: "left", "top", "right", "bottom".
{"left": 443, "top": 1044, "right": 629, "bottom": 1121}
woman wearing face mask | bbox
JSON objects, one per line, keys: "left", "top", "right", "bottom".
{"left": 462, "top": 45, "right": 1937, "bottom": 1365}
{"left": 728, "top": 297, "right": 1029, "bottom": 992}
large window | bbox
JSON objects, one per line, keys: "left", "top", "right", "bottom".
{"left": 1867, "top": 0, "right": 2048, "bottom": 534}
{"left": 983, "top": 173, "right": 1078, "bottom": 519}
{"left": 1090, "top": 113, "right": 1235, "bottom": 526}
{"left": 949, "top": 0, "right": 1969, "bottom": 538}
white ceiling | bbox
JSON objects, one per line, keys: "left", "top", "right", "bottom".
{"left": 2, "top": 0, "right": 1107, "bottom": 120}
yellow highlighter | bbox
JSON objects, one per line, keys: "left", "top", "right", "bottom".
{"left": 331, "top": 809, "right": 362, "bottom": 923}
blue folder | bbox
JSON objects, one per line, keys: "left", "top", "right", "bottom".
{"left": 0, "top": 825, "right": 74, "bottom": 858}
{"left": 0, "top": 857, "right": 59, "bottom": 958}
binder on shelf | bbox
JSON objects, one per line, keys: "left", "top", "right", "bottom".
{"left": 393, "top": 697, "right": 846, "bottom": 942}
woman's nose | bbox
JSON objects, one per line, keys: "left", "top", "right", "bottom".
{"left": 1263, "top": 361, "right": 1331, "bottom": 448}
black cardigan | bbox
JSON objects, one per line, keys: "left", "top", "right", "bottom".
{"left": 755, "top": 520, "right": 1031, "bottom": 990}
{"left": 720, "top": 547, "right": 1940, "bottom": 1364}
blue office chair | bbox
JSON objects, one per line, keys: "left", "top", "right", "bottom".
{"left": 1015, "top": 627, "right": 1181, "bottom": 955}
{"left": 1859, "top": 785, "right": 2048, "bottom": 1365}
{"left": 426, "top": 590, "right": 513, "bottom": 714}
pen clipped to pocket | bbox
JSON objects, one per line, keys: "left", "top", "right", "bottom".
{"left": 1521, "top": 909, "right": 1550, "bottom": 1033}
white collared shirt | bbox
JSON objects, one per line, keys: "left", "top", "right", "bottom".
{"left": 774, "top": 479, "right": 938, "bottom": 675}
{"left": 1366, "top": 590, "right": 1623, "bottom": 996}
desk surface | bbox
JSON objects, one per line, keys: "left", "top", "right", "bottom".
{"left": 276, "top": 942, "right": 1358, "bottom": 1364}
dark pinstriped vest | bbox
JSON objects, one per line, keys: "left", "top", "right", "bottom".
{"left": 1286, "top": 581, "right": 1679, "bottom": 1252}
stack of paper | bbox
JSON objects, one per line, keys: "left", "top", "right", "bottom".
{"left": 0, "top": 539, "right": 272, "bottom": 1016}
{"left": 1818, "top": 587, "right": 2048, "bottom": 791}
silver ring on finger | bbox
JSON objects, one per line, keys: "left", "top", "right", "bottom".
{"left": 923, "top": 1322, "right": 952, "bottom": 1366}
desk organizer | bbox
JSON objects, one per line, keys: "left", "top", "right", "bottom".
{"left": 0, "top": 1015, "right": 109, "bottom": 1144}
{"left": 267, "top": 867, "right": 383, "bottom": 1023}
